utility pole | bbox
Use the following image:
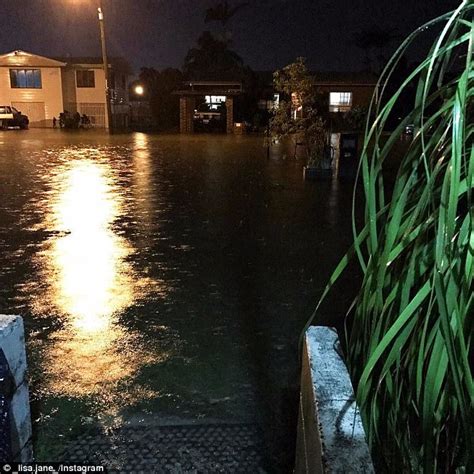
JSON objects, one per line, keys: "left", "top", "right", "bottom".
{"left": 97, "top": 1, "right": 113, "bottom": 131}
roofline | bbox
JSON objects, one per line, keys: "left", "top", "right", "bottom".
{"left": 69, "top": 63, "right": 109, "bottom": 68}
{"left": 185, "top": 81, "right": 242, "bottom": 86}
{"left": 0, "top": 50, "right": 66, "bottom": 67}
{"left": 314, "top": 81, "right": 378, "bottom": 87}
{"left": 173, "top": 90, "right": 242, "bottom": 96}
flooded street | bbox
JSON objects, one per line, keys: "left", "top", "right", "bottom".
{"left": 0, "top": 129, "right": 357, "bottom": 471}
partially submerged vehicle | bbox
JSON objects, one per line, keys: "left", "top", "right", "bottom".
{"left": 193, "top": 102, "right": 225, "bottom": 131}
{"left": 0, "top": 105, "right": 29, "bottom": 129}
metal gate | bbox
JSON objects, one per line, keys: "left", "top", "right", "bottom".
{"left": 78, "top": 103, "right": 106, "bottom": 128}
{"left": 11, "top": 102, "right": 45, "bottom": 127}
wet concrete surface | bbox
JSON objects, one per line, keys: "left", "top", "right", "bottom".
{"left": 0, "top": 130, "right": 360, "bottom": 472}
{"left": 61, "top": 423, "right": 266, "bottom": 473}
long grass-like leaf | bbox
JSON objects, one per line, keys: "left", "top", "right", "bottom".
{"left": 303, "top": 2, "right": 474, "bottom": 470}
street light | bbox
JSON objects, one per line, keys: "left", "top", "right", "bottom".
{"left": 134, "top": 85, "right": 144, "bottom": 96}
{"left": 97, "top": 1, "right": 113, "bottom": 131}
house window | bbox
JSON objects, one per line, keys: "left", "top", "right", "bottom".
{"left": 205, "top": 95, "right": 226, "bottom": 110}
{"left": 76, "top": 70, "right": 95, "bottom": 88}
{"left": 329, "top": 92, "right": 352, "bottom": 112}
{"left": 10, "top": 69, "right": 42, "bottom": 88}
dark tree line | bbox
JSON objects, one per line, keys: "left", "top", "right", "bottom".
{"left": 136, "top": 1, "right": 266, "bottom": 131}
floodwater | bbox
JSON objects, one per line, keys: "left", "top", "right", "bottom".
{"left": 0, "top": 130, "right": 358, "bottom": 471}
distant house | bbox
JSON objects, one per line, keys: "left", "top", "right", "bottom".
{"left": 54, "top": 55, "right": 131, "bottom": 128}
{"left": 256, "top": 70, "right": 378, "bottom": 117}
{"left": 313, "top": 71, "right": 378, "bottom": 114}
{"left": 0, "top": 50, "right": 131, "bottom": 128}
{"left": 0, "top": 50, "right": 65, "bottom": 127}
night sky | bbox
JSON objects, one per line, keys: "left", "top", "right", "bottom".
{"left": 0, "top": 0, "right": 461, "bottom": 75}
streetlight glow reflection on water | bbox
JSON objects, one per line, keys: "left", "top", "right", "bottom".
{"left": 52, "top": 160, "right": 130, "bottom": 331}
{"left": 31, "top": 149, "right": 169, "bottom": 404}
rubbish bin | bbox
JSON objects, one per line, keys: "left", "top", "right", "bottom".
{"left": 338, "top": 133, "right": 359, "bottom": 180}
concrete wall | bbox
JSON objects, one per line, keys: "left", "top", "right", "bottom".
{"left": 0, "top": 66, "right": 63, "bottom": 127}
{"left": 295, "top": 327, "right": 373, "bottom": 473}
{"left": 0, "top": 315, "right": 32, "bottom": 462}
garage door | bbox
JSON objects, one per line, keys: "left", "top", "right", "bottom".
{"left": 12, "top": 102, "right": 46, "bottom": 127}
{"left": 78, "top": 103, "right": 106, "bottom": 128}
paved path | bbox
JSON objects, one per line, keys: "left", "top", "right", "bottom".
{"left": 60, "top": 423, "right": 267, "bottom": 473}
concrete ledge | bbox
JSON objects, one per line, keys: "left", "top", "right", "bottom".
{"left": 295, "top": 326, "right": 373, "bottom": 473}
{"left": 0, "top": 315, "right": 33, "bottom": 462}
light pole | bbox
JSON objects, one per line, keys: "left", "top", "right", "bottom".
{"left": 97, "top": 1, "right": 113, "bottom": 131}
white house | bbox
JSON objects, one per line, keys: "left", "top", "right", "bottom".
{"left": 0, "top": 50, "right": 130, "bottom": 128}
{"left": 0, "top": 50, "right": 65, "bottom": 127}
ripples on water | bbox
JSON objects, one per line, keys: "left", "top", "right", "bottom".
{"left": 0, "top": 130, "right": 357, "bottom": 468}
{"left": 1, "top": 135, "right": 181, "bottom": 429}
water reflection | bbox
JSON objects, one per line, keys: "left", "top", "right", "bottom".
{"left": 53, "top": 160, "right": 131, "bottom": 330}
{"left": 132, "top": 133, "right": 155, "bottom": 233}
{"left": 34, "top": 151, "right": 166, "bottom": 402}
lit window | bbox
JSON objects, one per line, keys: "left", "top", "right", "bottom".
{"left": 329, "top": 92, "right": 352, "bottom": 112}
{"left": 76, "top": 70, "right": 95, "bottom": 88}
{"left": 10, "top": 69, "right": 42, "bottom": 88}
{"left": 258, "top": 97, "right": 279, "bottom": 111}
{"left": 273, "top": 93, "right": 280, "bottom": 109}
{"left": 205, "top": 95, "right": 226, "bottom": 110}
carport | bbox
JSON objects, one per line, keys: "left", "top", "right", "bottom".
{"left": 173, "top": 81, "right": 242, "bottom": 133}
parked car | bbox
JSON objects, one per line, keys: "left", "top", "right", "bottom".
{"left": 194, "top": 103, "right": 223, "bottom": 130}
{"left": 0, "top": 106, "right": 29, "bottom": 129}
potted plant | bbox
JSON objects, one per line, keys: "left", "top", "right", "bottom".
{"left": 270, "top": 57, "right": 332, "bottom": 179}
{"left": 304, "top": 117, "right": 333, "bottom": 179}
{"left": 303, "top": 1, "right": 474, "bottom": 471}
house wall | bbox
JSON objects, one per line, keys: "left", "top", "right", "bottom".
{"left": 317, "top": 84, "right": 376, "bottom": 109}
{"left": 62, "top": 66, "right": 108, "bottom": 128}
{"left": 74, "top": 67, "right": 106, "bottom": 105}
{"left": 0, "top": 66, "right": 63, "bottom": 127}
{"left": 61, "top": 68, "right": 77, "bottom": 112}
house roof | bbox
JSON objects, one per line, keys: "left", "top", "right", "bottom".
{"left": 255, "top": 70, "right": 378, "bottom": 87}
{"left": 173, "top": 80, "right": 243, "bottom": 96}
{"left": 0, "top": 50, "right": 132, "bottom": 74}
{"left": 0, "top": 50, "right": 66, "bottom": 68}
{"left": 312, "top": 71, "right": 378, "bottom": 86}
{"left": 53, "top": 56, "right": 132, "bottom": 74}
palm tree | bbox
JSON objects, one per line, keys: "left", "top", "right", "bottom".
{"left": 354, "top": 26, "right": 399, "bottom": 73}
{"left": 204, "top": 1, "right": 249, "bottom": 26}
{"left": 204, "top": 1, "right": 249, "bottom": 43}
{"left": 183, "top": 31, "right": 244, "bottom": 80}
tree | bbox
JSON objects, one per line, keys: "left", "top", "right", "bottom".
{"left": 354, "top": 26, "right": 399, "bottom": 73}
{"left": 343, "top": 106, "right": 369, "bottom": 132}
{"left": 204, "top": 1, "right": 249, "bottom": 43}
{"left": 183, "top": 31, "right": 245, "bottom": 80}
{"left": 139, "top": 67, "right": 183, "bottom": 131}
{"left": 204, "top": 1, "right": 249, "bottom": 26}
{"left": 270, "top": 57, "right": 328, "bottom": 167}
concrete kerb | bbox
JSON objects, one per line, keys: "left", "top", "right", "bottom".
{"left": 0, "top": 315, "right": 33, "bottom": 462}
{"left": 295, "top": 326, "right": 374, "bottom": 473}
